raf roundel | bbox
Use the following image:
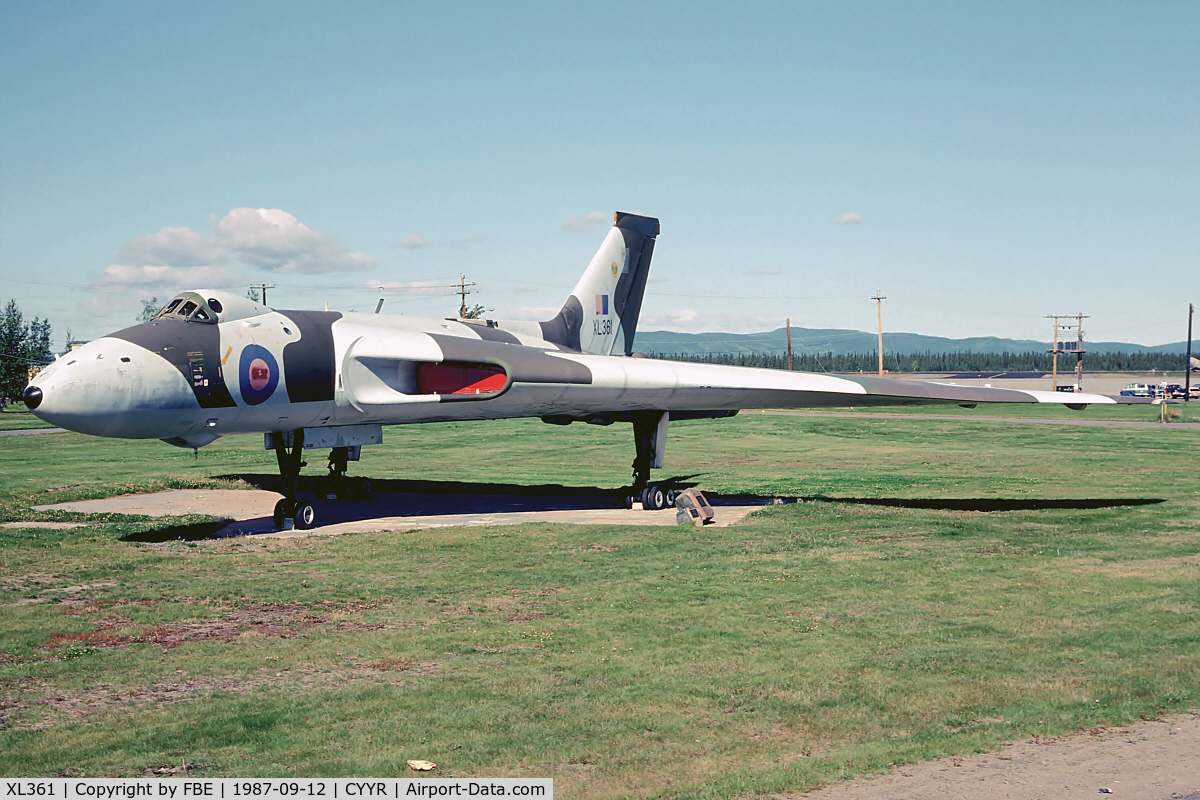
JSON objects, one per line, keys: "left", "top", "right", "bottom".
{"left": 238, "top": 344, "right": 279, "bottom": 406}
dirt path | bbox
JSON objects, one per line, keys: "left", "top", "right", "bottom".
{"left": 794, "top": 712, "right": 1200, "bottom": 800}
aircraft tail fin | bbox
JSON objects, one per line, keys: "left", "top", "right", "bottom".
{"left": 540, "top": 212, "right": 659, "bottom": 355}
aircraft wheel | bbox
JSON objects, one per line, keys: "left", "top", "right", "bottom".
{"left": 621, "top": 493, "right": 634, "bottom": 510}
{"left": 344, "top": 479, "right": 358, "bottom": 499}
{"left": 665, "top": 488, "right": 677, "bottom": 507}
{"left": 273, "top": 499, "right": 289, "bottom": 530}
{"left": 358, "top": 478, "right": 372, "bottom": 499}
{"left": 642, "top": 485, "right": 666, "bottom": 511}
{"left": 294, "top": 501, "right": 317, "bottom": 530}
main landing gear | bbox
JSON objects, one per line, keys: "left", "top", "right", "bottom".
{"left": 327, "top": 446, "right": 372, "bottom": 500}
{"left": 621, "top": 411, "right": 676, "bottom": 511}
{"left": 623, "top": 483, "right": 676, "bottom": 511}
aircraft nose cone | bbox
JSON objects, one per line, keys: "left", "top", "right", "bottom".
{"left": 23, "top": 385, "right": 43, "bottom": 410}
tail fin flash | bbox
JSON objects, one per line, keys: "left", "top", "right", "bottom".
{"left": 540, "top": 212, "right": 659, "bottom": 355}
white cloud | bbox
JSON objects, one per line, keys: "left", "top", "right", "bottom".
{"left": 394, "top": 233, "right": 482, "bottom": 249}
{"left": 108, "top": 208, "right": 378, "bottom": 279}
{"left": 80, "top": 262, "right": 245, "bottom": 334}
{"left": 120, "top": 226, "right": 227, "bottom": 267}
{"left": 214, "top": 208, "right": 378, "bottom": 273}
{"left": 561, "top": 211, "right": 608, "bottom": 232}
{"left": 834, "top": 213, "right": 864, "bottom": 225}
{"left": 397, "top": 235, "right": 431, "bottom": 249}
{"left": 95, "top": 264, "right": 240, "bottom": 288}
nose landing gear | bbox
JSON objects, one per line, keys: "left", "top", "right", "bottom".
{"left": 269, "top": 435, "right": 377, "bottom": 530}
{"left": 270, "top": 430, "right": 317, "bottom": 530}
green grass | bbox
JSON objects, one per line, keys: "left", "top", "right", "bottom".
{"left": 1, "top": 413, "right": 1197, "bottom": 796}
{"left": 790, "top": 399, "right": 1200, "bottom": 423}
{"left": 0, "top": 407, "right": 58, "bottom": 430}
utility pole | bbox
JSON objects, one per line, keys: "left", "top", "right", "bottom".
{"left": 1045, "top": 314, "right": 1088, "bottom": 391}
{"left": 786, "top": 318, "right": 792, "bottom": 371}
{"left": 1050, "top": 316, "right": 1059, "bottom": 390}
{"left": 451, "top": 274, "right": 476, "bottom": 318}
{"left": 871, "top": 291, "right": 886, "bottom": 376}
{"left": 1075, "top": 312, "right": 1087, "bottom": 390}
{"left": 1186, "top": 303, "right": 1195, "bottom": 402}
{"left": 250, "top": 283, "right": 276, "bottom": 306}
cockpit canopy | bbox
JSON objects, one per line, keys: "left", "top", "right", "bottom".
{"left": 150, "top": 290, "right": 269, "bottom": 324}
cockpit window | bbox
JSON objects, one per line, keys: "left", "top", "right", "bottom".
{"left": 152, "top": 299, "right": 183, "bottom": 320}
{"left": 149, "top": 291, "right": 240, "bottom": 324}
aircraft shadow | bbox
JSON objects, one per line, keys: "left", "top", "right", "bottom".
{"left": 213, "top": 473, "right": 709, "bottom": 522}
{"left": 730, "top": 495, "right": 1167, "bottom": 512}
{"left": 213, "top": 473, "right": 1164, "bottom": 523}
{"left": 119, "top": 477, "right": 1165, "bottom": 542}
{"left": 121, "top": 520, "right": 243, "bottom": 543}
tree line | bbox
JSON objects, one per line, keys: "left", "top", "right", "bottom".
{"left": 1, "top": 299, "right": 55, "bottom": 407}
{"left": 647, "top": 350, "right": 1193, "bottom": 373}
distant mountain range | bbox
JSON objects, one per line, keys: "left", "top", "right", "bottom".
{"left": 633, "top": 327, "right": 1198, "bottom": 357}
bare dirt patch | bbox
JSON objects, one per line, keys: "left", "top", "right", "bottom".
{"left": 35, "top": 600, "right": 401, "bottom": 655}
{"left": 792, "top": 712, "right": 1200, "bottom": 800}
{"left": 6, "top": 659, "right": 439, "bottom": 731}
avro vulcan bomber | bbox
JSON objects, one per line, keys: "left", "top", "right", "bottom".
{"left": 25, "top": 213, "right": 1117, "bottom": 530}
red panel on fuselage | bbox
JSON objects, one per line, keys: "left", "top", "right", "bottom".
{"left": 416, "top": 362, "right": 507, "bottom": 396}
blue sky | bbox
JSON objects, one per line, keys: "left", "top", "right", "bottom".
{"left": 1, "top": 1, "right": 1196, "bottom": 347}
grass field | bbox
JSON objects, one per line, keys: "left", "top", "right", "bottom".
{"left": 1, "top": 408, "right": 1198, "bottom": 796}
{"left": 0, "top": 407, "right": 58, "bottom": 430}
{"left": 772, "top": 399, "right": 1200, "bottom": 423}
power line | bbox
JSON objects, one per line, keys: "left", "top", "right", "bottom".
{"left": 0, "top": 351, "right": 55, "bottom": 365}
{"left": 249, "top": 283, "right": 276, "bottom": 306}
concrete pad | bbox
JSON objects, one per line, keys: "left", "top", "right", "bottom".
{"left": 32, "top": 488, "right": 761, "bottom": 539}
{"left": 1, "top": 521, "right": 89, "bottom": 530}
{"left": 34, "top": 489, "right": 278, "bottom": 520}
{"left": 0, "top": 427, "right": 67, "bottom": 436}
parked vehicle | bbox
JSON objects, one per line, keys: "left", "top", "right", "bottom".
{"left": 1120, "top": 383, "right": 1153, "bottom": 397}
{"left": 1163, "top": 384, "right": 1186, "bottom": 399}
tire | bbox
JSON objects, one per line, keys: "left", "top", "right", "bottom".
{"left": 273, "top": 499, "right": 288, "bottom": 530}
{"left": 358, "top": 478, "right": 372, "bottom": 499}
{"left": 643, "top": 485, "right": 666, "bottom": 511}
{"left": 665, "top": 488, "right": 677, "bottom": 507}
{"left": 345, "top": 479, "right": 358, "bottom": 499}
{"left": 294, "top": 501, "right": 317, "bottom": 530}
{"left": 621, "top": 493, "right": 634, "bottom": 510}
